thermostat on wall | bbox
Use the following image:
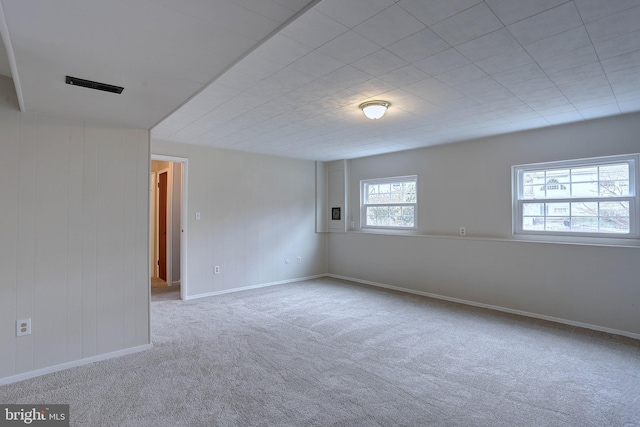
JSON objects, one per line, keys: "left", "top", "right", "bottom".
{"left": 332, "top": 207, "right": 341, "bottom": 220}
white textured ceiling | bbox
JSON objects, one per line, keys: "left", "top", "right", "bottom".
{"left": 3, "top": 0, "right": 640, "bottom": 160}
{"left": 0, "top": 0, "right": 317, "bottom": 128}
{"left": 154, "top": 0, "right": 640, "bottom": 161}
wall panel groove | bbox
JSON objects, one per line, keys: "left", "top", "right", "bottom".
{"left": 0, "top": 104, "right": 150, "bottom": 382}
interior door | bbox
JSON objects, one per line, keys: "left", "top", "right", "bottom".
{"left": 158, "top": 171, "right": 168, "bottom": 281}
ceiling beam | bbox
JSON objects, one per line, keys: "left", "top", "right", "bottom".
{"left": 0, "top": 0, "right": 25, "bottom": 112}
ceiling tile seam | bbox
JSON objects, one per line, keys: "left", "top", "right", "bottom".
{"left": 483, "top": 0, "right": 508, "bottom": 28}
{"left": 498, "top": 9, "right": 588, "bottom": 122}
{"left": 159, "top": 83, "right": 249, "bottom": 139}
{"left": 484, "top": 0, "right": 573, "bottom": 27}
{"left": 279, "top": 26, "right": 347, "bottom": 52}
{"left": 403, "top": 6, "right": 552, "bottom": 98}
{"left": 150, "top": 0, "right": 325, "bottom": 132}
{"left": 396, "top": 1, "right": 483, "bottom": 28}
{"left": 538, "top": 49, "right": 616, "bottom": 115}
{"left": 304, "top": 9, "right": 399, "bottom": 59}
{"left": 349, "top": 5, "right": 427, "bottom": 48}
{"left": 573, "top": 5, "right": 622, "bottom": 116}
{"left": 162, "top": 101, "right": 245, "bottom": 142}
{"left": 576, "top": 2, "right": 640, "bottom": 24}
{"left": 451, "top": 27, "right": 533, "bottom": 74}
{"left": 354, "top": 26, "right": 427, "bottom": 52}
{"left": 166, "top": 45, "right": 398, "bottom": 140}
{"left": 231, "top": 100, "right": 346, "bottom": 137}
{"left": 504, "top": 5, "right": 586, "bottom": 48}
{"left": 335, "top": 1, "right": 399, "bottom": 31}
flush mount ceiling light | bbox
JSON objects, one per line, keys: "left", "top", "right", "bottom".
{"left": 359, "top": 100, "right": 390, "bottom": 120}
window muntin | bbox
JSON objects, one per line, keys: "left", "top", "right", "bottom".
{"left": 514, "top": 155, "right": 638, "bottom": 238}
{"left": 362, "top": 176, "right": 417, "bottom": 229}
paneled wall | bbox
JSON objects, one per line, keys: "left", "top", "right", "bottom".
{"left": 328, "top": 160, "right": 347, "bottom": 233}
{"left": 0, "top": 107, "right": 150, "bottom": 381}
{"left": 330, "top": 113, "right": 640, "bottom": 337}
{"left": 152, "top": 140, "right": 327, "bottom": 299}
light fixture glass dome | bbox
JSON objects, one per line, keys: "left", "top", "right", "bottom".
{"left": 359, "top": 100, "right": 390, "bottom": 120}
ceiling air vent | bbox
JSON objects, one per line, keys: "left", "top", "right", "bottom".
{"left": 65, "top": 76, "right": 124, "bottom": 94}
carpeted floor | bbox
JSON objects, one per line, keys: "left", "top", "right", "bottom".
{"left": 151, "top": 276, "right": 170, "bottom": 288}
{"left": 1, "top": 278, "right": 639, "bottom": 426}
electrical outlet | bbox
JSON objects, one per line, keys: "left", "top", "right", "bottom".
{"left": 17, "top": 318, "right": 31, "bottom": 337}
{"left": 297, "top": 257, "right": 301, "bottom": 264}
{"left": 459, "top": 227, "right": 466, "bottom": 236}
{"left": 214, "top": 265, "right": 220, "bottom": 274}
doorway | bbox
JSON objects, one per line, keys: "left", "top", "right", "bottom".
{"left": 150, "top": 155, "right": 188, "bottom": 300}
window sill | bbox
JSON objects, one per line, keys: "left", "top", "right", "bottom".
{"left": 346, "top": 229, "right": 640, "bottom": 248}
{"left": 356, "top": 228, "right": 419, "bottom": 236}
{"left": 511, "top": 233, "right": 640, "bottom": 248}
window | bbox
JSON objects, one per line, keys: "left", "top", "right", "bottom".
{"left": 513, "top": 154, "right": 639, "bottom": 238}
{"left": 361, "top": 176, "right": 417, "bottom": 229}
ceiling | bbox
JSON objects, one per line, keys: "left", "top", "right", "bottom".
{"left": 3, "top": 0, "right": 640, "bottom": 161}
{"left": 0, "top": 0, "right": 317, "bottom": 128}
{"left": 0, "top": 41, "right": 10, "bottom": 78}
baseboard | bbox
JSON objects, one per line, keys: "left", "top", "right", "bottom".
{"left": 184, "top": 274, "right": 327, "bottom": 300}
{"left": 327, "top": 274, "right": 640, "bottom": 341}
{"left": 0, "top": 344, "right": 153, "bottom": 386}
{"left": 171, "top": 280, "right": 181, "bottom": 286}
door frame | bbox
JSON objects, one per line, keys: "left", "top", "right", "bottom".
{"left": 157, "top": 167, "right": 170, "bottom": 282}
{"left": 151, "top": 154, "right": 188, "bottom": 300}
{"left": 150, "top": 171, "right": 157, "bottom": 277}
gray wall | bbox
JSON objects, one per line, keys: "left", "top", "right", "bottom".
{"left": 152, "top": 140, "right": 327, "bottom": 298}
{"left": 0, "top": 98, "right": 150, "bottom": 381}
{"left": 330, "top": 113, "right": 640, "bottom": 337}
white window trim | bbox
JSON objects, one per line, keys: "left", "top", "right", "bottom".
{"left": 512, "top": 154, "right": 639, "bottom": 240}
{"left": 361, "top": 175, "right": 418, "bottom": 231}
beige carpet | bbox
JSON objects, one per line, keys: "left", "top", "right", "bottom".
{"left": 151, "top": 276, "right": 170, "bottom": 288}
{"left": 1, "top": 278, "right": 639, "bottom": 426}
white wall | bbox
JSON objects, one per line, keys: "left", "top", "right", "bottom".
{"left": 328, "top": 160, "right": 347, "bottom": 233}
{"left": 152, "top": 140, "right": 327, "bottom": 298}
{"left": 330, "top": 113, "right": 640, "bottom": 337}
{"left": 0, "top": 93, "right": 150, "bottom": 382}
{"left": 315, "top": 161, "right": 328, "bottom": 233}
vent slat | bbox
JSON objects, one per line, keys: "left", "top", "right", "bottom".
{"left": 65, "top": 76, "right": 124, "bottom": 94}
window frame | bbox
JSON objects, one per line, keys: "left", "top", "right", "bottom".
{"left": 361, "top": 175, "right": 418, "bottom": 231}
{"left": 512, "top": 154, "right": 639, "bottom": 240}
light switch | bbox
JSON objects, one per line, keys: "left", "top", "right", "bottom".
{"left": 195, "top": 212, "right": 201, "bottom": 221}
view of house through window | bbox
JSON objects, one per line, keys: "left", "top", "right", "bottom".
{"left": 513, "top": 155, "right": 638, "bottom": 237}
{"left": 361, "top": 176, "right": 417, "bottom": 229}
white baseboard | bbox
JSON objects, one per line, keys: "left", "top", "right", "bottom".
{"left": 184, "top": 274, "right": 327, "bottom": 300}
{"left": 327, "top": 274, "right": 640, "bottom": 341}
{"left": 0, "top": 344, "right": 153, "bottom": 386}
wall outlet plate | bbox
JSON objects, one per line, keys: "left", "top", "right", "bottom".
{"left": 17, "top": 318, "right": 31, "bottom": 337}
{"left": 214, "top": 265, "right": 220, "bottom": 274}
